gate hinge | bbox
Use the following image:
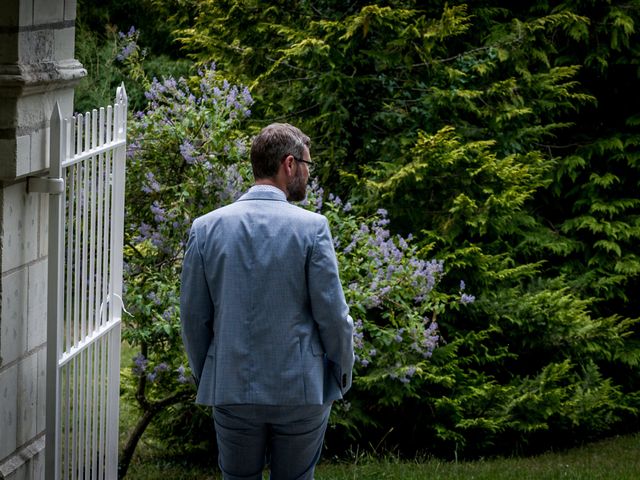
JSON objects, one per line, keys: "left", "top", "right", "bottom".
{"left": 27, "top": 176, "right": 65, "bottom": 195}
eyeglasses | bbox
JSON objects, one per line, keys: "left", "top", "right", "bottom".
{"left": 292, "top": 156, "right": 314, "bottom": 167}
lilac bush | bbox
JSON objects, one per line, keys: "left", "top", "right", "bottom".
{"left": 124, "top": 64, "right": 253, "bottom": 376}
{"left": 119, "top": 64, "right": 254, "bottom": 472}
{"left": 302, "top": 183, "right": 474, "bottom": 417}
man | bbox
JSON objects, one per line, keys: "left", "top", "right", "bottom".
{"left": 180, "top": 123, "right": 354, "bottom": 480}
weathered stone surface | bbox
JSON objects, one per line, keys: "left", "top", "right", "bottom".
{"left": 0, "top": 268, "right": 28, "bottom": 366}
{"left": 27, "top": 260, "right": 47, "bottom": 351}
{"left": 0, "top": 364, "right": 18, "bottom": 460}
{"left": 17, "top": 353, "right": 37, "bottom": 445}
{"left": 0, "top": 62, "right": 85, "bottom": 98}
{"left": 1, "top": 183, "right": 38, "bottom": 272}
{"left": 33, "top": 0, "right": 64, "bottom": 25}
{"left": 0, "top": 437, "right": 45, "bottom": 480}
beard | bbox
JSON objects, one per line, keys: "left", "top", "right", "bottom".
{"left": 286, "top": 168, "right": 307, "bottom": 202}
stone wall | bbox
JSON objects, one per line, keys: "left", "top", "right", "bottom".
{"left": 0, "top": 1, "right": 84, "bottom": 478}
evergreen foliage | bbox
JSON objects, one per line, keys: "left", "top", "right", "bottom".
{"left": 177, "top": 0, "right": 640, "bottom": 456}
{"left": 76, "top": 0, "right": 640, "bottom": 460}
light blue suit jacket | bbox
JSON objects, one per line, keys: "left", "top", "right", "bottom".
{"left": 180, "top": 188, "right": 354, "bottom": 406}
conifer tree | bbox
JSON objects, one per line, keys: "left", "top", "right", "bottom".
{"left": 165, "top": 0, "right": 640, "bottom": 455}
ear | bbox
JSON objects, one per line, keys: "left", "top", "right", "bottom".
{"left": 283, "top": 154, "right": 295, "bottom": 176}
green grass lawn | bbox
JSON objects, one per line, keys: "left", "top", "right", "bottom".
{"left": 123, "top": 432, "right": 640, "bottom": 479}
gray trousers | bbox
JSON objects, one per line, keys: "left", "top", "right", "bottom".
{"left": 213, "top": 403, "right": 332, "bottom": 480}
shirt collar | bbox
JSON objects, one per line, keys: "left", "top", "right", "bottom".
{"left": 249, "top": 184, "right": 287, "bottom": 201}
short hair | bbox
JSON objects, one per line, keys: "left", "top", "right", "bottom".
{"left": 250, "top": 123, "right": 311, "bottom": 179}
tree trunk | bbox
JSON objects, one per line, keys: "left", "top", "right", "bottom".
{"left": 118, "top": 408, "right": 157, "bottom": 479}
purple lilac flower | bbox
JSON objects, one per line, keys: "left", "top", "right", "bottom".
{"left": 367, "top": 294, "right": 381, "bottom": 308}
{"left": 226, "top": 87, "right": 238, "bottom": 109}
{"left": 138, "top": 222, "right": 152, "bottom": 241}
{"left": 177, "top": 365, "right": 189, "bottom": 384}
{"left": 234, "top": 138, "right": 247, "bottom": 156}
{"left": 179, "top": 140, "right": 198, "bottom": 164}
{"left": 144, "top": 77, "right": 167, "bottom": 106}
{"left": 241, "top": 86, "right": 253, "bottom": 105}
{"left": 411, "top": 259, "right": 445, "bottom": 293}
{"left": 132, "top": 354, "right": 148, "bottom": 376}
{"left": 146, "top": 291, "right": 162, "bottom": 305}
{"left": 329, "top": 193, "right": 343, "bottom": 207}
{"left": 142, "top": 171, "right": 161, "bottom": 194}
{"left": 155, "top": 363, "right": 169, "bottom": 372}
{"left": 353, "top": 320, "right": 364, "bottom": 350}
{"left": 116, "top": 42, "right": 136, "bottom": 62}
{"left": 386, "top": 265, "right": 398, "bottom": 281}
{"left": 216, "top": 164, "right": 247, "bottom": 203}
{"left": 147, "top": 363, "right": 169, "bottom": 383}
{"left": 460, "top": 293, "right": 476, "bottom": 305}
{"left": 150, "top": 201, "right": 167, "bottom": 223}
{"left": 394, "top": 328, "right": 404, "bottom": 343}
{"left": 164, "top": 77, "right": 177, "bottom": 91}
{"left": 162, "top": 307, "right": 175, "bottom": 321}
{"left": 150, "top": 230, "right": 165, "bottom": 250}
{"left": 116, "top": 27, "right": 138, "bottom": 62}
{"left": 127, "top": 140, "right": 142, "bottom": 159}
{"left": 343, "top": 239, "right": 357, "bottom": 254}
{"left": 379, "top": 286, "right": 391, "bottom": 297}
{"left": 421, "top": 320, "right": 440, "bottom": 356}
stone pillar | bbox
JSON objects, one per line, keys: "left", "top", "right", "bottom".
{"left": 0, "top": 1, "right": 84, "bottom": 479}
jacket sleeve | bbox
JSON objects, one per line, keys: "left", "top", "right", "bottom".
{"left": 180, "top": 223, "right": 214, "bottom": 385}
{"left": 308, "top": 216, "right": 355, "bottom": 395}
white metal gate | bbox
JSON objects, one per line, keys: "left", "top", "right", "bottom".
{"left": 39, "top": 86, "right": 127, "bottom": 479}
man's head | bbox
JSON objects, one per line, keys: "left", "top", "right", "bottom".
{"left": 251, "top": 123, "right": 312, "bottom": 201}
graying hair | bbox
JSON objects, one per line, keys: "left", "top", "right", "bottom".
{"left": 250, "top": 123, "right": 310, "bottom": 179}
